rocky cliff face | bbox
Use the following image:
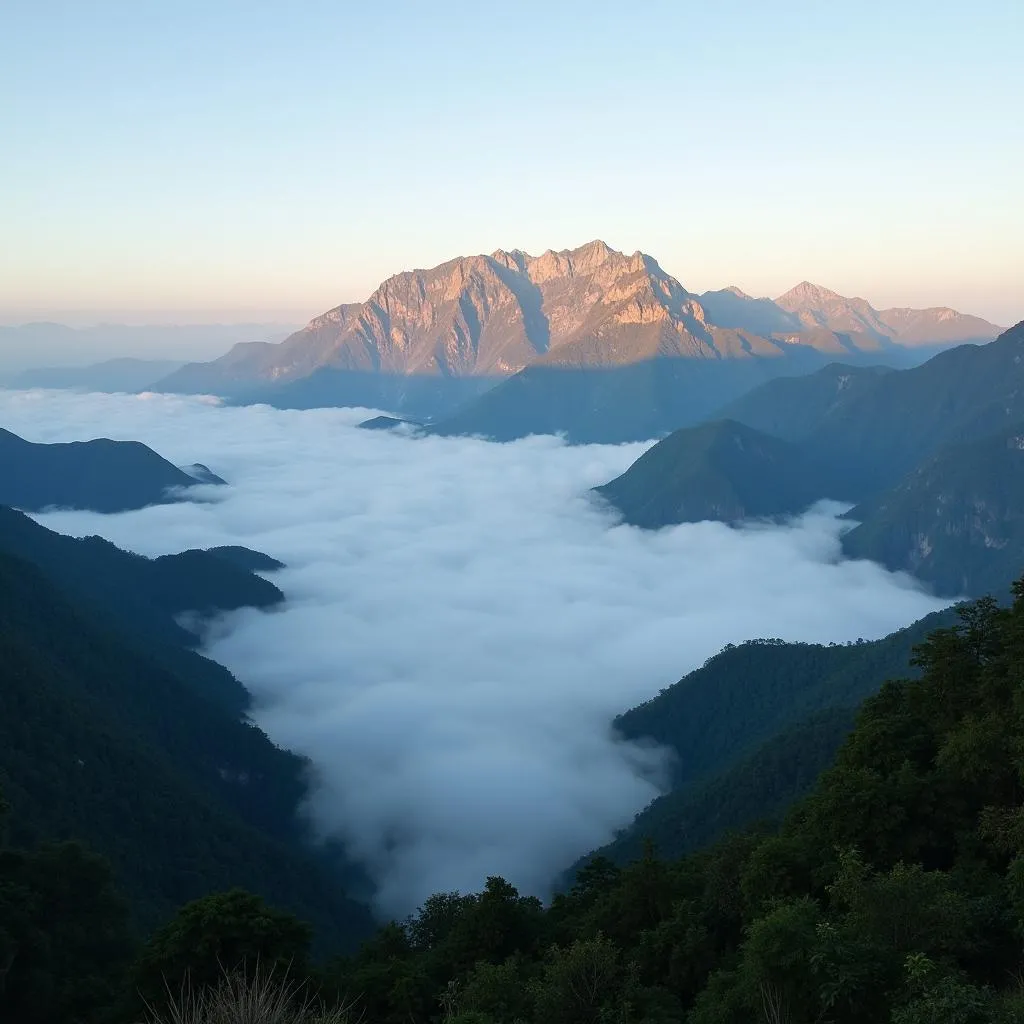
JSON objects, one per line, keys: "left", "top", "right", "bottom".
{"left": 189, "top": 240, "right": 780, "bottom": 386}
{"left": 152, "top": 244, "right": 1002, "bottom": 417}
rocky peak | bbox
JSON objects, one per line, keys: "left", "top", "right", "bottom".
{"left": 776, "top": 281, "right": 847, "bottom": 310}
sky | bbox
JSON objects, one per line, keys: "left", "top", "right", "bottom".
{"left": 1, "top": 389, "right": 950, "bottom": 914}
{"left": 1, "top": 0, "right": 1022, "bottom": 327}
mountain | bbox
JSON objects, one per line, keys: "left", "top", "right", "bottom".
{"left": 0, "top": 548, "right": 373, "bottom": 947}
{"left": 716, "top": 362, "right": 896, "bottom": 442}
{"left": 598, "top": 323, "right": 1024, "bottom": 588}
{"left": 152, "top": 243, "right": 997, "bottom": 440}
{"left": 589, "top": 707, "right": 858, "bottom": 868}
{"left": 7, "top": 357, "right": 184, "bottom": 392}
{"left": 593, "top": 419, "right": 835, "bottom": 527}
{"left": 357, "top": 414, "right": 422, "bottom": 432}
{"left": 586, "top": 605, "right": 957, "bottom": 865}
{"left": 0, "top": 322, "right": 299, "bottom": 375}
{"left": 203, "top": 545, "right": 286, "bottom": 572}
{"left": 425, "top": 279, "right": 998, "bottom": 442}
{"left": 0, "top": 427, "right": 224, "bottom": 513}
{"left": 725, "top": 319, "right": 1024, "bottom": 497}
{"left": 775, "top": 281, "right": 999, "bottom": 347}
{"left": 425, "top": 351, "right": 824, "bottom": 444}
{"left": 0, "top": 506, "right": 280, "bottom": 713}
{"left": 842, "top": 425, "right": 1024, "bottom": 597}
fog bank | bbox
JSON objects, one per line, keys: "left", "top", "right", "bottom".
{"left": 1, "top": 389, "right": 951, "bottom": 915}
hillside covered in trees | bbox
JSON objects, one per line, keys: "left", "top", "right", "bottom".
{"left": 0, "top": 520, "right": 374, "bottom": 955}
{"left": 7, "top": 582, "right": 1024, "bottom": 1022}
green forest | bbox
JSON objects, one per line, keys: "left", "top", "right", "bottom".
{"left": 7, "top": 581, "right": 1024, "bottom": 1022}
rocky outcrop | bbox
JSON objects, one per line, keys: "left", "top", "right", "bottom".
{"left": 152, "top": 245, "right": 1002, "bottom": 418}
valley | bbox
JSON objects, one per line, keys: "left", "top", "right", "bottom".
{"left": 3, "top": 4, "right": 1021, "bottom": 1015}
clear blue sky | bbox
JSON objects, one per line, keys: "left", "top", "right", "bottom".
{"left": 2, "top": 0, "right": 1021, "bottom": 325}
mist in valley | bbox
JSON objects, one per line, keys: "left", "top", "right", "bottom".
{"left": 0, "top": 388, "right": 952, "bottom": 914}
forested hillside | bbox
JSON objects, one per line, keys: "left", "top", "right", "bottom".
{"left": 8, "top": 584, "right": 1024, "bottom": 1022}
{"left": 843, "top": 424, "right": 1024, "bottom": 597}
{"left": 0, "top": 506, "right": 281, "bottom": 712}
{"left": 312, "top": 582, "right": 1024, "bottom": 1023}
{"left": 0, "top": 539, "right": 373, "bottom": 953}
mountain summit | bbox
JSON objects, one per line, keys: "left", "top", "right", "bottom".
{"left": 156, "top": 240, "right": 724, "bottom": 400}
{"left": 152, "top": 243, "right": 1001, "bottom": 438}
{"left": 775, "top": 280, "right": 998, "bottom": 347}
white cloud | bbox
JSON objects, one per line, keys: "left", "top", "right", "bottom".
{"left": 0, "top": 389, "right": 950, "bottom": 916}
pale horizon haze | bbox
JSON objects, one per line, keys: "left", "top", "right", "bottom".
{"left": 2, "top": 0, "right": 1022, "bottom": 328}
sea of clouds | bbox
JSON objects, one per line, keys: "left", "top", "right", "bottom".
{"left": 0, "top": 389, "right": 951, "bottom": 915}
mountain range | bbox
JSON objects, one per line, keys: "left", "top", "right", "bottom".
{"left": 0, "top": 322, "right": 299, "bottom": 375}
{"left": 151, "top": 242, "right": 1000, "bottom": 441}
{"left": 596, "top": 319, "right": 1024, "bottom": 597}
{"left": 7, "top": 357, "right": 185, "bottom": 393}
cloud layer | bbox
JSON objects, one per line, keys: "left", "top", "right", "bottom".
{"left": 0, "top": 389, "right": 951, "bottom": 915}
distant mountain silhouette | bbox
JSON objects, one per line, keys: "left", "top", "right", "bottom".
{"left": 7, "top": 357, "right": 184, "bottom": 392}
{"left": 0, "top": 321, "right": 298, "bottom": 375}
{"left": 0, "top": 427, "right": 224, "bottom": 512}
{"left": 776, "top": 280, "right": 999, "bottom": 347}
{"left": 151, "top": 242, "right": 999, "bottom": 439}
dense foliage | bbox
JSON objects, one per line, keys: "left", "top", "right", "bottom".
{"left": 595, "top": 609, "right": 956, "bottom": 863}
{"left": 0, "top": 506, "right": 283, "bottom": 712}
{"left": 0, "top": 544, "right": 372, "bottom": 948}
{"left": 7, "top": 581, "right": 1024, "bottom": 1022}
{"left": 315, "top": 581, "right": 1024, "bottom": 1022}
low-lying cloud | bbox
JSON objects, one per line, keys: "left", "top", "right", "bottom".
{"left": 0, "top": 389, "right": 951, "bottom": 916}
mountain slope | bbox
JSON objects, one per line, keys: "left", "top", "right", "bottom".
{"left": 588, "top": 606, "right": 957, "bottom": 865}
{"left": 592, "top": 707, "right": 858, "bottom": 867}
{"left": 427, "top": 352, "right": 827, "bottom": 443}
{"left": 424, "top": 295, "right": 995, "bottom": 444}
{"left": 593, "top": 419, "right": 836, "bottom": 527}
{"left": 0, "top": 550, "right": 373, "bottom": 947}
{"left": 717, "top": 362, "right": 896, "bottom": 442}
{"left": 0, "top": 427, "right": 224, "bottom": 512}
{"left": 722, "top": 320, "right": 1024, "bottom": 496}
{"left": 0, "top": 506, "right": 279, "bottom": 713}
{"left": 842, "top": 424, "right": 1024, "bottom": 596}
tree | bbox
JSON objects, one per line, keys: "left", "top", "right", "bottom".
{"left": 134, "top": 889, "right": 311, "bottom": 1007}
{"left": 0, "top": 839, "right": 134, "bottom": 1024}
